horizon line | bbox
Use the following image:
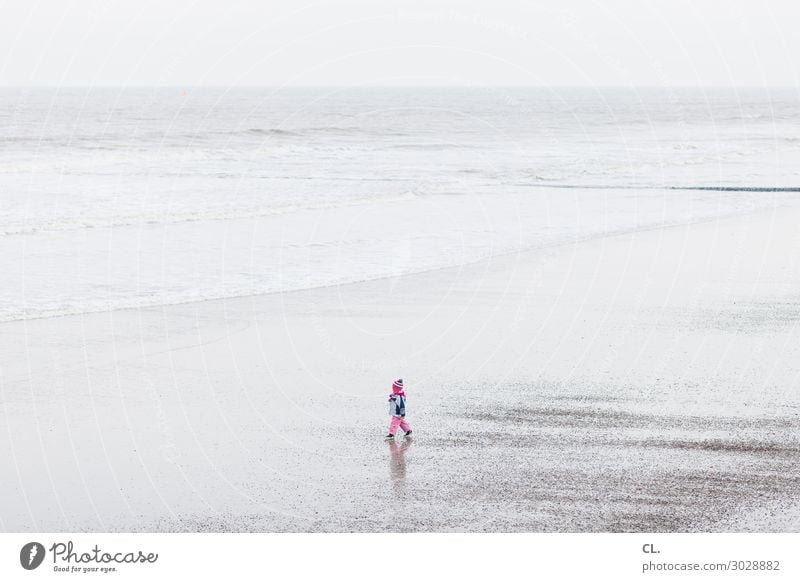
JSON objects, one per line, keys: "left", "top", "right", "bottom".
{"left": 1, "top": 84, "right": 798, "bottom": 90}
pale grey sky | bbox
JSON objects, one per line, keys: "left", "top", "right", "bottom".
{"left": 1, "top": 0, "right": 798, "bottom": 87}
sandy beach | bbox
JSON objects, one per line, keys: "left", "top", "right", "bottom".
{"left": 1, "top": 200, "right": 799, "bottom": 533}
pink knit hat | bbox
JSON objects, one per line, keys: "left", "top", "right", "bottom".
{"left": 392, "top": 379, "right": 404, "bottom": 394}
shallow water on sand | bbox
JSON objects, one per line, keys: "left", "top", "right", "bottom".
{"left": 2, "top": 206, "right": 799, "bottom": 532}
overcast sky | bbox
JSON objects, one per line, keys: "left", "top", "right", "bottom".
{"left": 1, "top": 0, "right": 798, "bottom": 87}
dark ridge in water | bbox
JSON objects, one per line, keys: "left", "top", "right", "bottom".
{"left": 244, "top": 128, "right": 301, "bottom": 137}
{"left": 675, "top": 186, "right": 800, "bottom": 192}
{"left": 523, "top": 183, "right": 800, "bottom": 192}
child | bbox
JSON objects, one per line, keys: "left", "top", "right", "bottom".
{"left": 386, "top": 379, "right": 412, "bottom": 438}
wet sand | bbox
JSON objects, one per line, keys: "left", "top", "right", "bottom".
{"left": 2, "top": 204, "right": 800, "bottom": 532}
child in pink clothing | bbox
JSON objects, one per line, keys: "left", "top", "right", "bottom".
{"left": 386, "top": 379, "right": 412, "bottom": 438}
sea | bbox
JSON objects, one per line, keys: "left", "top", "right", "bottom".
{"left": 1, "top": 86, "right": 799, "bottom": 322}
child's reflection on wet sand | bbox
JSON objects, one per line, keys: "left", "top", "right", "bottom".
{"left": 388, "top": 437, "right": 412, "bottom": 494}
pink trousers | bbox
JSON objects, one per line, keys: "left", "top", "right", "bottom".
{"left": 388, "top": 416, "right": 411, "bottom": 436}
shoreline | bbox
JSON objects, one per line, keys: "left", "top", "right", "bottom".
{"left": 0, "top": 201, "right": 789, "bottom": 327}
{"left": 2, "top": 203, "right": 799, "bottom": 532}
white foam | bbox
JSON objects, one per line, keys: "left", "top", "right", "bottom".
{"left": 2, "top": 87, "right": 799, "bottom": 322}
